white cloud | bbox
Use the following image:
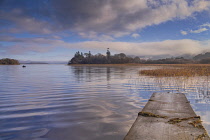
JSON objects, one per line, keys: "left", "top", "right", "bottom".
{"left": 190, "top": 28, "right": 208, "bottom": 33}
{"left": 181, "top": 24, "right": 210, "bottom": 35}
{"left": 181, "top": 30, "right": 188, "bottom": 35}
{"left": 2, "top": 35, "right": 209, "bottom": 57}
{"left": 201, "top": 23, "right": 210, "bottom": 28}
{"left": 131, "top": 33, "right": 140, "bottom": 38}
{"left": 68, "top": 39, "right": 205, "bottom": 56}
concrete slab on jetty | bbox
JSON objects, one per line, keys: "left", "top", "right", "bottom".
{"left": 124, "top": 92, "right": 210, "bottom": 140}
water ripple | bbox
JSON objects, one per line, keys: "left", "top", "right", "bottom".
{"left": 1, "top": 65, "right": 210, "bottom": 140}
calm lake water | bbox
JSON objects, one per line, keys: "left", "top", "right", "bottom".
{"left": 0, "top": 64, "right": 210, "bottom": 140}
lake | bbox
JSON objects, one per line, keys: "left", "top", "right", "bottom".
{"left": 0, "top": 64, "right": 210, "bottom": 140}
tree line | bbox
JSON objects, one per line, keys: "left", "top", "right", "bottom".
{"left": 68, "top": 50, "right": 210, "bottom": 64}
{"left": 68, "top": 50, "right": 141, "bottom": 64}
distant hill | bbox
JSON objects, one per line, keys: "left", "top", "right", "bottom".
{"left": 0, "top": 58, "right": 20, "bottom": 65}
{"left": 193, "top": 52, "right": 210, "bottom": 60}
{"left": 19, "top": 60, "right": 67, "bottom": 64}
{"left": 19, "top": 60, "right": 48, "bottom": 64}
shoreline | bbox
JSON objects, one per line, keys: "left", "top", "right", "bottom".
{"left": 68, "top": 63, "right": 210, "bottom": 66}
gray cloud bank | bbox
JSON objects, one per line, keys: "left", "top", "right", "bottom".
{"left": 0, "top": 0, "right": 210, "bottom": 38}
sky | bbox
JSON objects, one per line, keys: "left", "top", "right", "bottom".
{"left": 1, "top": 0, "right": 210, "bottom": 62}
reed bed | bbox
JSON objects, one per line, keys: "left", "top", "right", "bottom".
{"left": 140, "top": 65, "right": 210, "bottom": 77}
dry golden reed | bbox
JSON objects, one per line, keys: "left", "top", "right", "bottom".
{"left": 140, "top": 64, "right": 210, "bottom": 77}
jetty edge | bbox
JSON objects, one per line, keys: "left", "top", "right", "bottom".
{"left": 124, "top": 92, "right": 210, "bottom": 140}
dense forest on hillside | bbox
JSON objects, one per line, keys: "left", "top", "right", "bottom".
{"left": 0, "top": 58, "right": 20, "bottom": 65}
{"left": 68, "top": 50, "right": 210, "bottom": 64}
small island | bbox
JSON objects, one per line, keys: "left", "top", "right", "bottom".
{"left": 68, "top": 48, "right": 141, "bottom": 64}
{"left": 0, "top": 58, "right": 20, "bottom": 65}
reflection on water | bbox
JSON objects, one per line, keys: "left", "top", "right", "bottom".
{"left": 0, "top": 65, "right": 210, "bottom": 140}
